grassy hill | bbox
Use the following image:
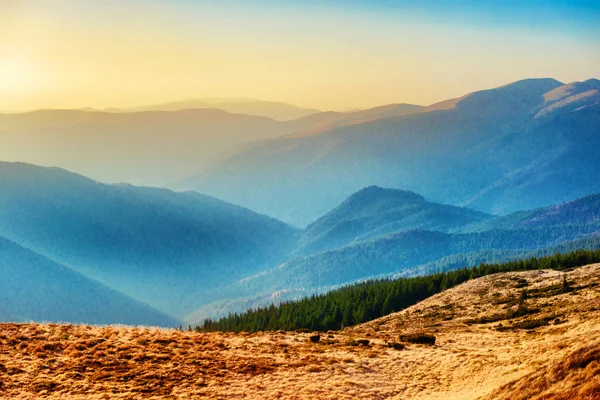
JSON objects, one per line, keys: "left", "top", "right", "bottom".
{"left": 2, "top": 258, "right": 598, "bottom": 399}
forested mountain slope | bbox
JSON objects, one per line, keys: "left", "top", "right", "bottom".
{"left": 299, "top": 186, "right": 490, "bottom": 255}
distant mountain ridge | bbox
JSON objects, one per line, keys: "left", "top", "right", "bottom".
{"left": 102, "top": 98, "right": 322, "bottom": 121}
{"left": 1, "top": 162, "right": 599, "bottom": 325}
{"left": 186, "top": 78, "right": 600, "bottom": 226}
{"left": 0, "top": 107, "right": 333, "bottom": 186}
{"left": 460, "top": 192, "right": 600, "bottom": 232}
{"left": 536, "top": 78, "right": 600, "bottom": 118}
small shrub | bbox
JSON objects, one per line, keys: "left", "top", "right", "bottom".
{"left": 508, "top": 304, "right": 539, "bottom": 319}
{"left": 399, "top": 333, "right": 436, "bottom": 345}
{"left": 308, "top": 334, "right": 320, "bottom": 343}
{"left": 562, "top": 274, "right": 572, "bottom": 293}
{"left": 387, "top": 342, "right": 405, "bottom": 351}
{"left": 512, "top": 316, "right": 554, "bottom": 330}
{"left": 356, "top": 339, "right": 370, "bottom": 346}
{"left": 514, "top": 278, "right": 529, "bottom": 289}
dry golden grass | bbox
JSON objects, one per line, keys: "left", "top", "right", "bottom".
{"left": 1, "top": 264, "right": 599, "bottom": 399}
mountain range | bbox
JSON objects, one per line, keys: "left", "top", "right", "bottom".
{"left": 0, "top": 162, "right": 296, "bottom": 318}
{"left": 0, "top": 101, "right": 423, "bottom": 188}
{"left": 101, "top": 98, "right": 322, "bottom": 121}
{"left": 186, "top": 78, "right": 600, "bottom": 226}
{"left": 0, "top": 108, "right": 328, "bottom": 186}
{"left": 204, "top": 187, "right": 600, "bottom": 320}
{"left": 1, "top": 161, "right": 598, "bottom": 326}
{"left": 1, "top": 77, "right": 599, "bottom": 327}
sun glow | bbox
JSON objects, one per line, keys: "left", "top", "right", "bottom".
{"left": 0, "top": 58, "right": 39, "bottom": 95}
{"left": 0, "top": 1, "right": 598, "bottom": 112}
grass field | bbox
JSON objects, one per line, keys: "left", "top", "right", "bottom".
{"left": 1, "top": 264, "right": 599, "bottom": 399}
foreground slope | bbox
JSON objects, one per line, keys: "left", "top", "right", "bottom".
{"left": 0, "top": 236, "right": 178, "bottom": 327}
{"left": 0, "top": 162, "right": 296, "bottom": 316}
{"left": 1, "top": 264, "right": 598, "bottom": 399}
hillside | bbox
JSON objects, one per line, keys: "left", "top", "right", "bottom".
{"left": 460, "top": 192, "right": 600, "bottom": 232}
{"left": 187, "top": 237, "right": 600, "bottom": 324}
{"left": 1, "top": 264, "right": 598, "bottom": 399}
{"left": 0, "top": 162, "right": 297, "bottom": 317}
{"left": 299, "top": 186, "right": 491, "bottom": 255}
{"left": 185, "top": 189, "right": 599, "bottom": 321}
{"left": 187, "top": 78, "right": 600, "bottom": 226}
{"left": 287, "top": 103, "right": 424, "bottom": 138}
{"left": 0, "top": 236, "right": 178, "bottom": 327}
{"left": 0, "top": 108, "right": 326, "bottom": 186}
{"left": 220, "top": 191, "right": 600, "bottom": 310}
{"left": 237, "top": 224, "right": 600, "bottom": 297}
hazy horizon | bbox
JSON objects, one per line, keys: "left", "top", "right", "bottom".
{"left": 2, "top": 0, "right": 599, "bottom": 112}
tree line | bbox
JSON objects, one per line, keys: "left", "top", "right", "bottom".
{"left": 197, "top": 249, "right": 600, "bottom": 333}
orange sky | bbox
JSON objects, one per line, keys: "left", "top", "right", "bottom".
{"left": 1, "top": 0, "right": 599, "bottom": 112}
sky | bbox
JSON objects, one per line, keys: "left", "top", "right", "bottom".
{"left": 1, "top": 0, "right": 599, "bottom": 111}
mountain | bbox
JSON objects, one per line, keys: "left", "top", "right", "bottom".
{"left": 105, "top": 98, "right": 322, "bottom": 121}
{"left": 0, "top": 108, "right": 329, "bottom": 186}
{"left": 461, "top": 192, "right": 600, "bottom": 232}
{"left": 287, "top": 103, "right": 424, "bottom": 138}
{"left": 0, "top": 235, "right": 178, "bottom": 327}
{"left": 189, "top": 189, "right": 600, "bottom": 320}
{"left": 187, "top": 235, "right": 600, "bottom": 323}
{"left": 535, "top": 78, "right": 600, "bottom": 118}
{"left": 241, "top": 224, "right": 599, "bottom": 294}
{"left": 185, "top": 78, "right": 600, "bottom": 226}
{"left": 298, "top": 186, "right": 491, "bottom": 255}
{"left": 463, "top": 102, "right": 600, "bottom": 214}
{"left": 0, "top": 162, "right": 297, "bottom": 317}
